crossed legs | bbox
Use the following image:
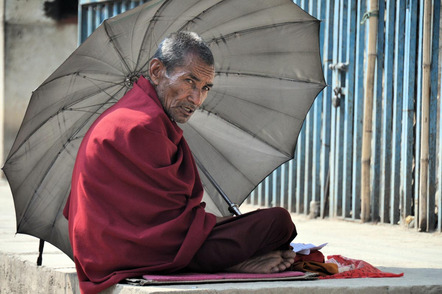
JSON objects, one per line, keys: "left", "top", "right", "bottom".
{"left": 187, "top": 207, "right": 297, "bottom": 273}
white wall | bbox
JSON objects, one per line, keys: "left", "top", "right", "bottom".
{"left": 3, "top": 0, "right": 77, "bottom": 165}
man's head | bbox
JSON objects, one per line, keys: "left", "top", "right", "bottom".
{"left": 149, "top": 31, "right": 215, "bottom": 123}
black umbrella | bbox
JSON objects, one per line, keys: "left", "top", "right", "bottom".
{"left": 3, "top": 0, "right": 325, "bottom": 259}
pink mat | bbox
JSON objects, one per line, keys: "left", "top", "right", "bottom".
{"left": 125, "top": 271, "right": 317, "bottom": 285}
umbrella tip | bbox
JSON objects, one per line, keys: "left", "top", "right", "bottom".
{"left": 125, "top": 73, "right": 140, "bottom": 88}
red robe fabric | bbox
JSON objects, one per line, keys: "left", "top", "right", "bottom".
{"left": 63, "top": 76, "right": 217, "bottom": 294}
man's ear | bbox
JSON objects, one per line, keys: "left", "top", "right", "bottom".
{"left": 149, "top": 58, "right": 165, "bottom": 86}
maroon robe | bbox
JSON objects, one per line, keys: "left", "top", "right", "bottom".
{"left": 63, "top": 76, "right": 217, "bottom": 294}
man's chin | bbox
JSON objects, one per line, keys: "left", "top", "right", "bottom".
{"left": 168, "top": 109, "right": 193, "bottom": 124}
{"left": 172, "top": 115, "right": 191, "bottom": 124}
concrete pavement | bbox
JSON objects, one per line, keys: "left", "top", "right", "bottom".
{"left": 1, "top": 179, "right": 442, "bottom": 293}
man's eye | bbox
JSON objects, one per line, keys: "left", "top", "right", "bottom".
{"left": 203, "top": 86, "right": 211, "bottom": 92}
{"left": 186, "top": 79, "right": 194, "bottom": 85}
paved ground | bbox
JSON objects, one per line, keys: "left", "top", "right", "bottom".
{"left": 1, "top": 179, "right": 442, "bottom": 293}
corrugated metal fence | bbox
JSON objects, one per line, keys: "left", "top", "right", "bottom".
{"left": 79, "top": 0, "right": 442, "bottom": 232}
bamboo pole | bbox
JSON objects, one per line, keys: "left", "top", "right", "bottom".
{"left": 418, "top": 0, "right": 432, "bottom": 232}
{"left": 361, "top": 0, "right": 379, "bottom": 222}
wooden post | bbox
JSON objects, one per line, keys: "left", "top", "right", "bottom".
{"left": 361, "top": 0, "right": 379, "bottom": 222}
{"left": 418, "top": 0, "right": 432, "bottom": 231}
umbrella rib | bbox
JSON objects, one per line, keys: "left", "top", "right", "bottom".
{"left": 66, "top": 73, "right": 128, "bottom": 95}
{"left": 131, "top": 5, "right": 147, "bottom": 70}
{"left": 135, "top": 0, "right": 171, "bottom": 68}
{"left": 196, "top": 108, "right": 293, "bottom": 158}
{"left": 6, "top": 79, "right": 125, "bottom": 161}
{"left": 177, "top": 0, "right": 288, "bottom": 33}
{"left": 176, "top": 0, "right": 226, "bottom": 32}
{"left": 68, "top": 54, "right": 129, "bottom": 76}
{"left": 206, "top": 20, "right": 319, "bottom": 45}
{"left": 186, "top": 122, "right": 256, "bottom": 190}
{"left": 206, "top": 89, "right": 302, "bottom": 122}
{"left": 39, "top": 69, "right": 124, "bottom": 90}
{"left": 136, "top": 0, "right": 207, "bottom": 70}
{"left": 103, "top": 20, "right": 132, "bottom": 74}
{"left": 215, "top": 71, "right": 324, "bottom": 85}
{"left": 62, "top": 77, "right": 123, "bottom": 113}
{"left": 16, "top": 136, "right": 80, "bottom": 232}
{"left": 15, "top": 92, "right": 121, "bottom": 229}
{"left": 49, "top": 173, "right": 74, "bottom": 231}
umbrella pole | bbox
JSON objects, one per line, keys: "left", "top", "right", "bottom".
{"left": 37, "top": 239, "right": 45, "bottom": 266}
{"left": 194, "top": 157, "right": 242, "bottom": 216}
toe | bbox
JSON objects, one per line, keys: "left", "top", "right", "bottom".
{"left": 270, "top": 266, "right": 280, "bottom": 273}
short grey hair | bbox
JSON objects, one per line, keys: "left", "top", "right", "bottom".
{"left": 152, "top": 31, "right": 214, "bottom": 73}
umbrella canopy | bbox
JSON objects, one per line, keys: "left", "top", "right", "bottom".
{"left": 3, "top": 0, "right": 325, "bottom": 259}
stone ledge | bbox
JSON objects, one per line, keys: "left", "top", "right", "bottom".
{"left": 0, "top": 251, "right": 80, "bottom": 294}
{"left": 3, "top": 247, "right": 442, "bottom": 294}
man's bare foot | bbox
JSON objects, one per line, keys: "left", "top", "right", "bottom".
{"left": 225, "top": 250, "right": 296, "bottom": 274}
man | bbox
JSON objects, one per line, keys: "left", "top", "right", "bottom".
{"left": 64, "top": 31, "right": 297, "bottom": 294}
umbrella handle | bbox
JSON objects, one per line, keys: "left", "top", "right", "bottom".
{"left": 228, "top": 203, "right": 242, "bottom": 216}
{"left": 37, "top": 239, "right": 45, "bottom": 266}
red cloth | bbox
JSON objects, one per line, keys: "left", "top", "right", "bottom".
{"left": 63, "top": 76, "right": 217, "bottom": 294}
{"left": 321, "top": 255, "right": 404, "bottom": 279}
{"left": 294, "top": 250, "right": 325, "bottom": 263}
{"left": 291, "top": 250, "right": 337, "bottom": 277}
{"left": 291, "top": 261, "right": 339, "bottom": 276}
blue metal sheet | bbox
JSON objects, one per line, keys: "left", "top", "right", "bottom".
{"left": 303, "top": 110, "right": 313, "bottom": 212}
{"left": 280, "top": 164, "right": 288, "bottom": 209}
{"left": 401, "top": 0, "right": 418, "bottom": 222}
{"left": 428, "top": 0, "right": 440, "bottom": 232}
{"left": 414, "top": 0, "right": 425, "bottom": 229}
{"left": 328, "top": 0, "right": 340, "bottom": 218}
{"left": 342, "top": 0, "right": 357, "bottom": 218}
{"left": 287, "top": 159, "right": 296, "bottom": 212}
{"left": 380, "top": 0, "right": 396, "bottom": 224}
{"left": 434, "top": 0, "right": 442, "bottom": 232}
{"left": 390, "top": 0, "right": 406, "bottom": 225}
{"left": 297, "top": 0, "right": 313, "bottom": 216}
{"left": 79, "top": 0, "right": 146, "bottom": 43}
{"left": 311, "top": 1, "right": 325, "bottom": 203}
{"left": 296, "top": 125, "right": 306, "bottom": 213}
{"left": 256, "top": 182, "right": 264, "bottom": 207}
{"left": 333, "top": 0, "right": 347, "bottom": 218}
{"left": 369, "top": 0, "right": 386, "bottom": 222}
{"left": 272, "top": 168, "right": 280, "bottom": 207}
{"left": 320, "top": 0, "right": 334, "bottom": 218}
{"left": 86, "top": 5, "right": 94, "bottom": 38}
{"left": 264, "top": 177, "right": 270, "bottom": 208}
{"left": 351, "top": 0, "right": 366, "bottom": 220}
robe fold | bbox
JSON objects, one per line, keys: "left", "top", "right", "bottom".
{"left": 63, "top": 76, "right": 217, "bottom": 294}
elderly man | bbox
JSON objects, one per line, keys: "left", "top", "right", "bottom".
{"left": 64, "top": 31, "right": 297, "bottom": 294}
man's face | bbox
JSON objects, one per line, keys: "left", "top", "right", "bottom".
{"left": 150, "top": 54, "right": 215, "bottom": 123}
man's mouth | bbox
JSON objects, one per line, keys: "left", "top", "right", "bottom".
{"left": 182, "top": 105, "right": 196, "bottom": 114}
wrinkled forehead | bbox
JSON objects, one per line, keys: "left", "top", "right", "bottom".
{"left": 174, "top": 53, "right": 215, "bottom": 80}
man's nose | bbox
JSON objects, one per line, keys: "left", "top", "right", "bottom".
{"left": 189, "top": 89, "right": 204, "bottom": 106}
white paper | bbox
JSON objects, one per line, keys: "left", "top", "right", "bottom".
{"left": 291, "top": 242, "right": 328, "bottom": 255}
